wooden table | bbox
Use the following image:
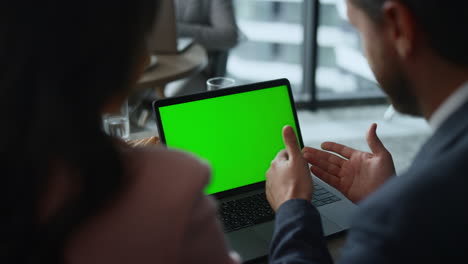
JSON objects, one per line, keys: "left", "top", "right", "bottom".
{"left": 137, "top": 43, "right": 208, "bottom": 98}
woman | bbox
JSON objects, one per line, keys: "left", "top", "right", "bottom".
{"left": 164, "top": 0, "right": 240, "bottom": 97}
{"left": 0, "top": 0, "right": 238, "bottom": 263}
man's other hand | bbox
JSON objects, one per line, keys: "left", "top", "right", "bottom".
{"left": 303, "top": 123, "right": 395, "bottom": 203}
{"left": 266, "top": 126, "right": 313, "bottom": 211}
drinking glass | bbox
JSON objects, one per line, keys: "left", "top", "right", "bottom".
{"left": 206, "top": 77, "right": 236, "bottom": 91}
{"left": 102, "top": 100, "right": 130, "bottom": 140}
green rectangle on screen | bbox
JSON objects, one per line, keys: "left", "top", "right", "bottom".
{"left": 158, "top": 85, "right": 299, "bottom": 194}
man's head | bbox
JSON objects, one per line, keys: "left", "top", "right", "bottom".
{"left": 347, "top": 0, "right": 468, "bottom": 116}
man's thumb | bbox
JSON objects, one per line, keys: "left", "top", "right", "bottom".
{"left": 366, "top": 123, "right": 387, "bottom": 154}
{"left": 282, "top": 125, "right": 301, "bottom": 159}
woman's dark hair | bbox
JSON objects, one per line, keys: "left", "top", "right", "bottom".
{"left": 351, "top": 0, "right": 468, "bottom": 67}
{"left": 0, "top": 0, "right": 158, "bottom": 263}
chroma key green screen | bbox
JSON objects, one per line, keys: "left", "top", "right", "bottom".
{"left": 158, "top": 84, "right": 300, "bottom": 194}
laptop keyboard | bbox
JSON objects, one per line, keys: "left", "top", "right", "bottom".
{"left": 219, "top": 183, "right": 341, "bottom": 233}
{"left": 219, "top": 193, "right": 275, "bottom": 233}
{"left": 311, "top": 182, "right": 342, "bottom": 207}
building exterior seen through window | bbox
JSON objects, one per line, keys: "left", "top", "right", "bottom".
{"left": 226, "top": 0, "right": 384, "bottom": 105}
{"left": 316, "top": 0, "right": 383, "bottom": 101}
{"left": 227, "top": 0, "right": 305, "bottom": 98}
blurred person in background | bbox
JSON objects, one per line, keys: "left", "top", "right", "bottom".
{"left": 165, "top": 0, "right": 240, "bottom": 96}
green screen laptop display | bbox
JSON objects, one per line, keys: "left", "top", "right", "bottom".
{"left": 155, "top": 80, "right": 301, "bottom": 194}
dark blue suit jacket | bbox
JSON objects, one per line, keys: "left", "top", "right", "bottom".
{"left": 270, "top": 101, "right": 468, "bottom": 263}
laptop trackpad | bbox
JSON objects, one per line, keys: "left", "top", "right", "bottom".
{"left": 252, "top": 221, "right": 274, "bottom": 243}
{"left": 227, "top": 227, "right": 270, "bottom": 262}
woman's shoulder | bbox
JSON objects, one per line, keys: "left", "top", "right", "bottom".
{"left": 122, "top": 145, "right": 211, "bottom": 192}
{"left": 124, "top": 145, "right": 209, "bottom": 172}
{"left": 66, "top": 146, "right": 213, "bottom": 263}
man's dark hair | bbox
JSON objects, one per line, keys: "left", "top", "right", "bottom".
{"left": 351, "top": 0, "right": 468, "bottom": 66}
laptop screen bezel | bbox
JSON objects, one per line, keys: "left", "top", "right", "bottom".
{"left": 153, "top": 78, "right": 305, "bottom": 199}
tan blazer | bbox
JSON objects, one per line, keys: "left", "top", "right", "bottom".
{"left": 63, "top": 146, "right": 239, "bottom": 263}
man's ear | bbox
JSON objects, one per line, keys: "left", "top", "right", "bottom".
{"left": 382, "top": 1, "right": 416, "bottom": 59}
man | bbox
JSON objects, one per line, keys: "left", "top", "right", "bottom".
{"left": 266, "top": 0, "right": 468, "bottom": 263}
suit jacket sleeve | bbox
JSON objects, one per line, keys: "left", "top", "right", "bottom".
{"left": 270, "top": 199, "right": 333, "bottom": 264}
{"left": 271, "top": 175, "right": 464, "bottom": 264}
{"left": 270, "top": 196, "right": 419, "bottom": 264}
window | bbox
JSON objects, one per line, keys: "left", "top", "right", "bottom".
{"left": 315, "top": 0, "right": 384, "bottom": 102}
{"left": 227, "top": 0, "right": 386, "bottom": 107}
{"left": 227, "top": 0, "right": 308, "bottom": 101}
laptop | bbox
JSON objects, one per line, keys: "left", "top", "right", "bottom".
{"left": 147, "top": 0, "right": 194, "bottom": 54}
{"left": 153, "top": 79, "right": 357, "bottom": 263}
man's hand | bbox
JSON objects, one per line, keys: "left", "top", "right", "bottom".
{"left": 303, "top": 123, "right": 395, "bottom": 203}
{"left": 266, "top": 126, "right": 313, "bottom": 211}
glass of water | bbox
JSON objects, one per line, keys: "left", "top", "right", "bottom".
{"left": 206, "top": 77, "right": 235, "bottom": 91}
{"left": 102, "top": 99, "right": 130, "bottom": 140}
